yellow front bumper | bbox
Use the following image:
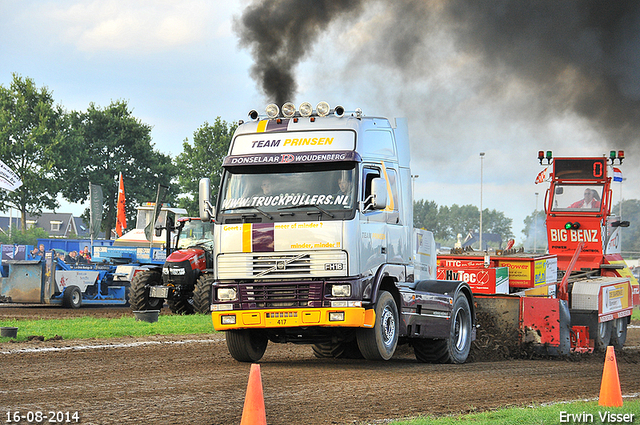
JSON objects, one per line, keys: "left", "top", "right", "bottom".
{"left": 211, "top": 307, "right": 375, "bottom": 331}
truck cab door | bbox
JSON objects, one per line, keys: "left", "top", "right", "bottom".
{"left": 359, "top": 166, "right": 387, "bottom": 274}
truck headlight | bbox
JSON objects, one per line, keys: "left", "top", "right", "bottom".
{"left": 217, "top": 287, "right": 237, "bottom": 301}
{"left": 331, "top": 284, "right": 351, "bottom": 297}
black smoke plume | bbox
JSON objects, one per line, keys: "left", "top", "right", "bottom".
{"left": 235, "top": 0, "right": 364, "bottom": 106}
{"left": 236, "top": 0, "right": 640, "bottom": 146}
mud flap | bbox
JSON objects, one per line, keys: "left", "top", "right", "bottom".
{"left": 521, "top": 297, "right": 571, "bottom": 356}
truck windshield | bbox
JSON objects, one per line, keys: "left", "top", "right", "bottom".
{"left": 177, "top": 220, "right": 215, "bottom": 249}
{"left": 218, "top": 165, "right": 357, "bottom": 221}
{"left": 550, "top": 184, "right": 604, "bottom": 212}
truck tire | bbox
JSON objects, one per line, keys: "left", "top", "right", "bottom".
{"left": 226, "top": 330, "right": 268, "bottom": 362}
{"left": 192, "top": 275, "right": 213, "bottom": 314}
{"left": 129, "top": 270, "right": 165, "bottom": 311}
{"left": 356, "top": 290, "right": 399, "bottom": 361}
{"left": 595, "top": 320, "right": 613, "bottom": 352}
{"left": 312, "top": 338, "right": 363, "bottom": 359}
{"left": 168, "top": 296, "right": 194, "bottom": 315}
{"left": 62, "top": 286, "right": 82, "bottom": 309}
{"left": 413, "top": 294, "right": 472, "bottom": 364}
{"left": 609, "top": 318, "right": 627, "bottom": 350}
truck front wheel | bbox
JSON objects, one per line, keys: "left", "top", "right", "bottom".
{"left": 129, "top": 270, "right": 164, "bottom": 311}
{"left": 413, "top": 294, "right": 472, "bottom": 364}
{"left": 356, "top": 290, "right": 399, "bottom": 361}
{"left": 226, "top": 330, "right": 268, "bottom": 362}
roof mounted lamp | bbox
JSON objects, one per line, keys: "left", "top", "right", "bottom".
{"left": 316, "top": 101, "right": 330, "bottom": 117}
{"left": 299, "top": 102, "right": 313, "bottom": 117}
{"left": 266, "top": 103, "right": 280, "bottom": 119}
{"left": 282, "top": 102, "right": 296, "bottom": 118}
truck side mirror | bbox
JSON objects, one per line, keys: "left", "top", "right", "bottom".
{"left": 155, "top": 226, "right": 163, "bottom": 237}
{"left": 199, "top": 178, "right": 214, "bottom": 222}
{"left": 370, "top": 178, "right": 388, "bottom": 210}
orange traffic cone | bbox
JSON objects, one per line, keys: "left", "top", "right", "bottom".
{"left": 598, "top": 345, "right": 623, "bottom": 407}
{"left": 240, "top": 364, "right": 267, "bottom": 425}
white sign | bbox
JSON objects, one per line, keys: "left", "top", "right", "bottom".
{"left": 0, "top": 159, "right": 22, "bottom": 192}
{"left": 231, "top": 130, "right": 356, "bottom": 155}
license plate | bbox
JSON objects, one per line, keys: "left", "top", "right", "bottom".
{"left": 264, "top": 311, "right": 300, "bottom": 327}
{"left": 149, "top": 286, "right": 169, "bottom": 298}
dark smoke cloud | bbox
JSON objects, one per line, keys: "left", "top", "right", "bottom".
{"left": 236, "top": 0, "right": 640, "bottom": 146}
{"left": 234, "top": 0, "right": 364, "bottom": 106}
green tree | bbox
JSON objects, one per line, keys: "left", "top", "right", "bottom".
{"left": 0, "top": 74, "right": 65, "bottom": 229}
{"left": 0, "top": 226, "right": 48, "bottom": 245}
{"left": 59, "top": 100, "right": 177, "bottom": 238}
{"left": 175, "top": 118, "right": 236, "bottom": 215}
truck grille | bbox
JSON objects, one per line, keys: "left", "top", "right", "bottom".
{"left": 241, "top": 282, "right": 323, "bottom": 307}
{"left": 217, "top": 251, "right": 348, "bottom": 279}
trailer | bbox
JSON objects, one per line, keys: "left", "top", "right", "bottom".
{"left": 0, "top": 251, "right": 125, "bottom": 308}
{"left": 438, "top": 150, "right": 638, "bottom": 356}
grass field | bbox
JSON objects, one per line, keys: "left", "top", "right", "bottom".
{"left": 1, "top": 312, "right": 638, "bottom": 424}
{"left": 0, "top": 314, "right": 215, "bottom": 342}
{"left": 392, "top": 401, "right": 639, "bottom": 425}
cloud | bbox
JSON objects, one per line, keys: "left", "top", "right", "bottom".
{"left": 44, "top": 0, "right": 217, "bottom": 53}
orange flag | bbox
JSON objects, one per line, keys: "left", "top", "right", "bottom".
{"left": 115, "top": 172, "right": 126, "bottom": 237}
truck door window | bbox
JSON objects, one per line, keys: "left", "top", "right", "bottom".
{"left": 551, "top": 184, "right": 604, "bottom": 212}
{"left": 362, "top": 167, "right": 380, "bottom": 211}
{"left": 385, "top": 168, "right": 401, "bottom": 224}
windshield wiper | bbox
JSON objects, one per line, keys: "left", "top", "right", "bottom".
{"left": 278, "top": 203, "right": 335, "bottom": 218}
{"left": 221, "top": 205, "right": 272, "bottom": 220}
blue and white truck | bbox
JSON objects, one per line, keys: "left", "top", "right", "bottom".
{"left": 199, "top": 102, "right": 476, "bottom": 362}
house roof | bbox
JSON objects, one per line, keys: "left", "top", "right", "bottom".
{"left": 0, "top": 212, "right": 97, "bottom": 238}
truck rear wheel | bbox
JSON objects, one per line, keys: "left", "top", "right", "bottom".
{"left": 129, "top": 270, "right": 165, "bottom": 311}
{"left": 226, "top": 330, "right": 268, "bottom": 362}
{"left": 192, "top": 275, "right": 213, "bottom": 314}
{"left": 609, "top": 318, "right": 627, "bottom": 350}
{"left": 356, "top": 290, "right": 399, "bottom": 361}
{"left": 312, "top": 338, "right": 363, "bottom": 359}
{"left": 62, "top": 286, "right": 82, "bottom": 309}
{"left": 413, "top": 294, "right": 472, "bottom": 364}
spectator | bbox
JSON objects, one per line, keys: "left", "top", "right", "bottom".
{"left": 30, "top": 244, "right": 45, "bottom": 259}
{"left": 64, "top": 250, "right": 78, "bottom": 264}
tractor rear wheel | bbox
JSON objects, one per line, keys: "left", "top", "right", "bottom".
{"left": 192, "top": 275, "right": 214, "bottom": 314}
{"left": 226, "top": 330, "right": 268, "bottom": 362}
{"left": 356, "top": 290, "right": 399, "bottom": 360}
{"left": 168, "top": 296, "right": 194, "bottom": 315}
{"left": 128, "top": 270, "right": 164, "bottom": 311}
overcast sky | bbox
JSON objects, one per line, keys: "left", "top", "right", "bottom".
{"left": 2, "top": 0, "right": 638, "bottom": 245}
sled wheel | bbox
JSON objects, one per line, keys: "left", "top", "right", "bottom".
{"left": 609, "top": 318, "right": 628, "bottom": 350}
{"left": 63, "top": 286, "right": 82, "bottom": 309}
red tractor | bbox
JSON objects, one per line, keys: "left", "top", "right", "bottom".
{"left": 128, "top": 217, "right": 214, "bottom": 314}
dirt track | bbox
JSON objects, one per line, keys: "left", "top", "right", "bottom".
{"left": 1, "top": 305, "right": 639, "bottom": 425}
